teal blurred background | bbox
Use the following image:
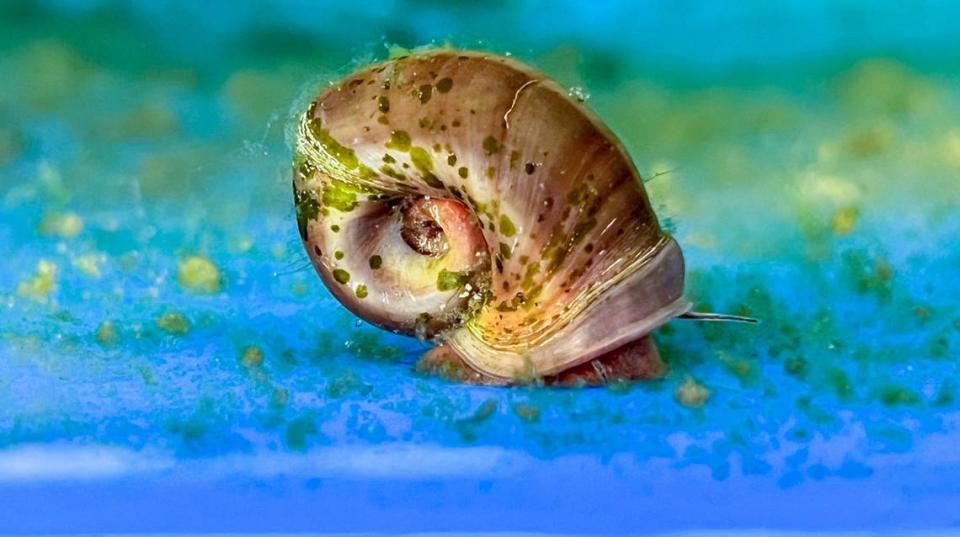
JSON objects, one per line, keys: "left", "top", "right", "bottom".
{"left": 0, "top": 0, "right": 959, "bottom": 533}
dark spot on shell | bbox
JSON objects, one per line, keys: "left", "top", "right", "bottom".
{"left": 369, "top": 255, "right": 382, "bottom": 269}
{"left": 458, "top": 167, "right": 468, "bottom": 179}
{"left": 447, "top": 154, "right": 457, "bottom": 166}
{"left": 483, "top": 136, "right": 502, "bottom": 155}
{"left": 525, "top": 162, "right": 536, "bottom": 174}
{"left": 378, "top": 96, "right": 390, "bottom": 113}
{"left": 356, "top": 285, "right": 368, "bottom": 298}
{"left": 436, "top": 77, "right": 453, "bottom": 93}
{"left": 417, "top": 84, "right": 432, "bottom": 104}
{"left": 333, "top": 269, "right": 350, "bottom": 284}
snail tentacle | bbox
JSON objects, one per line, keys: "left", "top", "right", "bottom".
{"left": 680, "top": 311, "right": 760, "bottom": 324}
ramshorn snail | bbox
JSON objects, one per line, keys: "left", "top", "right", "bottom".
{"left": 293, "top": 49, "right": 753, "bottom": 385}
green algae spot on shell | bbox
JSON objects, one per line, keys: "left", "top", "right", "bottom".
{"left": 157, "top": 311, "right": 191, "bottom": 335}
{"left": 498, "top": 214, "right": 517, "bottom": 237}
{"left": 321, "top": 180, "right": 361, "bottom": 212}
{"left": 386, "top": 130, "right": 412, "bottom": 151}
{"left": 437, "top": 268, "right": 471, "bottom": 292}
{"left": 309, "top": 118, "right": 361, "bottom": 170}
{"left": 333, "top": 269, "right": 350, "bottom": 284}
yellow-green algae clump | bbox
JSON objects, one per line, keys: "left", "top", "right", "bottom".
{"left": 676, "top": 377, "right": 711, "bottom": 408}
{"left": 16, "top": 260, "right": 58, "bottom": 302}
{"left": 177, "top": 255, "right": 222, "bottom": 294}
{"left": 156, "top": 311, "right": 191, "bottom": 335}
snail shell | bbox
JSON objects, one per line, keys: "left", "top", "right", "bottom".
{"left": 293, "top": 50, "right": 691, "bottom": 382}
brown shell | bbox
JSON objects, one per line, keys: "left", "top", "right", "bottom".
{"left": 293, "top": 49, "right": 690, "bottom": 381}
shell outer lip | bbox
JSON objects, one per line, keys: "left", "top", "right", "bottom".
{"left": 447, "top": 237, "right": 690, "bottom": 380}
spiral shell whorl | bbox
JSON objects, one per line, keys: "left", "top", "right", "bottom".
{"left": 294, "top": 50, "right": 689, "bottom": 380}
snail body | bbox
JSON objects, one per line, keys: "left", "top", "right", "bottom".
{"left": 294, "top": 50, "right": 719, "bottom": 385}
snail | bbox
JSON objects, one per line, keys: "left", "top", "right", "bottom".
{"left": 293, "top": 49, "right": 754, "bottom": 386}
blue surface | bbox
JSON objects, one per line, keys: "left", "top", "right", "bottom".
{"left": 0, "top": 0, "right": 959, "bottom": 533}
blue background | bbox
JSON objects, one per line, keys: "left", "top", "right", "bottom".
{"left": 0, "top": 0, "right": 959, "bottom": 533}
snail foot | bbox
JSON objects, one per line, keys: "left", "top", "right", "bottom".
{"left": 544, "top": 335, "right": 666, "bottom": 387}
{"left": 416, "top": 344, "right": 507, "bottom": 386}
{"left": 417, "top": 335, "right": 665, "bottom": 387}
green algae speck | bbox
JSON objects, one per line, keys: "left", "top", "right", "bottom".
{"left": 240, "top": 345, "right": 264, "bottom": 368}
{"left": 157, "top": 311, "right": 191, "bottom": 335}
{"left": 676, "top": 377, "right": 710, "bottom": 408}
{"left": 513, "top": 404, "right": 541, "bottom": 422}
{"left": 177, "top": 256, "right": 222, "bottom": 294}
{"left": 95, "top": 320, "right": 119, "bottom": 346}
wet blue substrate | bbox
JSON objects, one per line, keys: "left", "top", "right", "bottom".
{"left": 1, "top": 0, "right": 959, "bottom": 533}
